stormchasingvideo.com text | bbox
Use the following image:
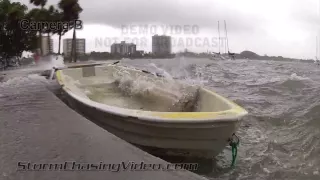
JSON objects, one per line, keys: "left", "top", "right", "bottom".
{"left": 17, "top": 161, "right": 199, "bottom": 172}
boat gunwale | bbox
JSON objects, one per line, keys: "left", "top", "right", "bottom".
{"left": 55, "top": 67, "right": 248, "bottom": 123}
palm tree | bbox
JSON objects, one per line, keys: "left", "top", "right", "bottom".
{"left": 52, "top": 10, "right": 66, "bottom": 54}
{"left": 58, "top": 0, "right": 82, "bottom": 62}
{"left": 25, "top": 8, "right": 43, "bottom": 55}
{"left": 29, "top": 0, "right": 47, "bottom": 56}
{"left": 50, "top": 9, "right": 69, "bottom": 55}
{"left": 45, "top": 5, "right": 55, "bottom": 55}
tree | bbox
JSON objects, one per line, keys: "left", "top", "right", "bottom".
{"left": 52, "top": 9, "right": 68, "bottom": 54}
{"left": 0, "top": 0, "right": 38, "bottom": 69}
{"left": 27, "top": 5, "right": 70, "bottom": 56}
{"left": 58, "top": 0, "right": 82, "bottom": 62}
{"left": 25, "top": 8, "right": 45, "bottom": 55}
{"left": 30, "top": 0, "right": 47, "bottom": 7}
{"left": 44, "top": 5, "right": 55, "bottom": 55}
{"left": 29, "top": 0, "right": 47, "bottom": 55}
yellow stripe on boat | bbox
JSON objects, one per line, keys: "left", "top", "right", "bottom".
{"left": 149, "top": 89, "right": 248, "bottom": 120}
{"left": 55, "top": 70, "right": 63, "bottom": 85}
{"left": 150, "top": 108, "right": 246, "bottom": 119}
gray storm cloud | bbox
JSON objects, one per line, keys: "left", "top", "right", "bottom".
{"left": 16, "top": 0, "right": 264, "bottom": 33}
{"left": 15, "top": 0, "right": 317, "bottom": 33}
{"left": 79, "top": 0, "right": 263, "bottom": 34}
{"left": 13, "top": 0, "right": 320, "bottom": 58}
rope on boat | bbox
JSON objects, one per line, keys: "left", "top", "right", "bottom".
{"left": 228, "top": 133, "right": 240, "bottom": 168}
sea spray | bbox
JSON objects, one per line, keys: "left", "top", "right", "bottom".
{"left": 49, "top": 68, "right": 55, "bottom": 80}
{"left": 145, "top": 57, "right": 209, "bottom": 87}
{"left": 111, "top": 66, "right": 200, "bottom": 111}
{"left": 289, "top": 73, "right": 309, "bottom": 81}
{"left": 36, "top": 55, "right": 66, "bottom": 71}
{"left": 0, "top": 74, "right": 48, "bottom": 88}
{"left": 149, "top": 63, "right": 174, "bottom": 81}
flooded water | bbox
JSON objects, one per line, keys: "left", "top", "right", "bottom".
{"left": 1, "top": 57, "right": 319, "bottom": 180}
{"left": 120, "top": 58, "right": 320, "bottom": 180}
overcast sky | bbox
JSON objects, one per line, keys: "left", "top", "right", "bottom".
{"left": 16, "top": 0, "right": 320, "bottom": 59}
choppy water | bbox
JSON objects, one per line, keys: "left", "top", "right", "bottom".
{"left": 120, "top": 58, "right": 320, "bottom": 180}
{"left": 1, "top": 57, "right": 320, "bottom": 180}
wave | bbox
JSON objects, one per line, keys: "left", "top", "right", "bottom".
{"left": 244, "top": 73, "right": 311, "bottom": 90}
{"left": 303, "top": 102, "right": 320, "bottom": 119}
{"left": 288, "top": 73, "right": 310, "bottom": 81}
{"left": 0, "top": 74, "right": 47, "bottom": 88}
{"left": 278, "top": 75, "right": 311, "bottom": 89}
{"left": 245, "top": 77, "right": 282, "bottom": 87}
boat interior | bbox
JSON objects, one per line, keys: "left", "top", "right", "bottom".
{"left": 58, "top": 65, "right": 234, "bottom": 113}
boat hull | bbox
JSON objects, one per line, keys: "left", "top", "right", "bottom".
{"left": 61, "top": 88, "right": 242, "bottom": 158}
{"left": 56, "top": 64, "right": 247, "bottom": 158}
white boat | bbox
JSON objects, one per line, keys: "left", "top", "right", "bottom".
{"left": 210, "top": 21, "right": 235, "bottom": 61}
{"left": 316, "top": 36, "right": 320, "bottom": 65}
{"left": 210, "top": 54, "right": 231, "bottom": 61}
{"left": 209, "top": 52, "right": 224, "bottom": 61}
{"left": 223, "top": 20, "right": 236, "bottom": 60}
{"left": 55, "top": 64, "right": 248, "bottom": 158}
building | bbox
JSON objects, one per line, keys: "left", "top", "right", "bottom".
{"left": 152, "top": 35, "right": 172, "bottom": 56}
{"left": 40, "top": 36, "right": 53, "bottom": 56}
{"left": 111, "top": 41, "right": 136, "bottom": 56}
{"left": 63, "top": 38, "right": 86, "bottom": 57}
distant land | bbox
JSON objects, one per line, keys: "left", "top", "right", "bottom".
{"left": 235, "top": 51, "right": 315, "bottom": 62}
{"left": 64, "top": 51, "right": 175, "bottom": 61}
{"left": 83, "top": 50, "right": 316, "bottom": 62}
{"left": 19, "top": 50, "right": 316, "bottom": 63}
{"left": 177, "top": 50, "right": 316, "bottom": 63}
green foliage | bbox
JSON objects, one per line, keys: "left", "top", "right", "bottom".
{"left": 0, "top": 0, "right": 38, "bottom": 67}
{"left": 0, "top": 0, "right": 83, "bottom": 68}
{"left": 29, "top": 0, "right": 47, "bottom": 8}
{"left": 58, "top": 0, "right": 83, "bottom": 62}
{"left": 58, "top": 0, "right": 83, "bottom": 21}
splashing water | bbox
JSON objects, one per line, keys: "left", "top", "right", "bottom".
{"left": 107, "top": 65, "right": 200, "bottom": 111}
{"left": 175, "top": 57, "right": 209, "bottom": 86}
{"left": 145, "top": 57, "right": 209, "bottom": 87}
{"left": 112, "top": 66, "right": 186, "bottom": 97}
{"left": 149, "top": 63, "right": 174, "bottom": 80}
{"left": 0, "top": 74, "right": 47, "bottom": 88}
{"left": 289, "top": 73, "right": 309, "bottom": 81}
{"left": 49, "top": 68, "right": 55, "bottom": 80}
{"left": 184, "top": 65, "right": 209, "bottom": 86}
{"left": 52, "top": 55, "right": 65, "bottom": 69}
{"left": 102, "top": 58, "right": 211, "bottom": 111}
{"left": 32, "top": 55, "right": 66, "bottom": 71}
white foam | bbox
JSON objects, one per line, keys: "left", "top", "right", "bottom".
{"left": 51, "top": 55, "right": 65, "bottom": 69}
{"left": 147, "top": 58, "right": 209, "bottom": 88}
{"left": 111, "top": 67, "right": 199, "bottom": 105}
{"left": 0, "top": 74, "right": 46, "bottom": 88}
{"left": 263, "top": 168, "right": 271, "bottom": 174}
{"left": 149, "top": 63, "right": 174, "bottom": 80}
{"left": 289, "top": 73, "right": 309, "bottom": 81}
{"left": 34, "top": 55, "right": 66, "bottom": 70}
